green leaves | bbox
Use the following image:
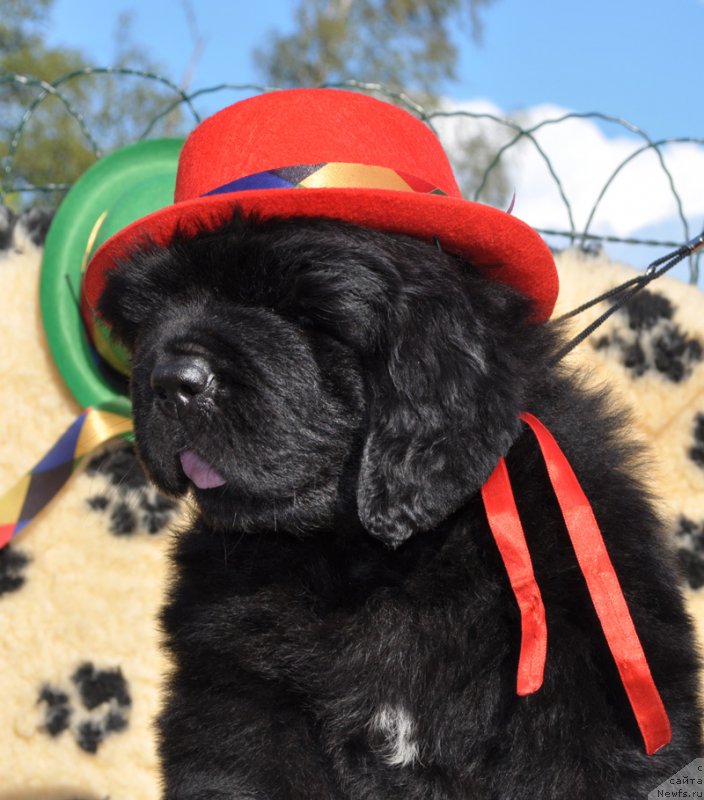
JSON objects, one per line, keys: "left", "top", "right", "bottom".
{"left": 255, "top": 0, "right": 496, "bottom": 97}
{"left": 0, "top": 0, "right": 185, "bottom": 209}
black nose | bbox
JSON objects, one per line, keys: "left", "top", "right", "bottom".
{"left": 150, "top": 356, "right": 214, "bottom": 419}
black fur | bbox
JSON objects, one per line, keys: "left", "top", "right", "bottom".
{"left": 100, "top": 213, "right": 702, "bottom": 799}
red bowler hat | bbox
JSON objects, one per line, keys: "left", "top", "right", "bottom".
{"left": 83, "top": 88, "right": 558, "bottom": 321}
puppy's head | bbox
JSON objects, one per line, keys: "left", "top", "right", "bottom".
{"left": 98, "top": 214, "right": 547, "bottom": 545}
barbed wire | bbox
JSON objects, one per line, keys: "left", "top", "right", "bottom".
{"left": 1, "top": 68, "right": 701, "bottom": 281}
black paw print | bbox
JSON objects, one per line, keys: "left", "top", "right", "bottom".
{"left": 0, "top": 206, "right": 53, "bottom": 251}
{"left": 689, "top": 414, "right": 704, "bottom": 470}
{"left": 674, "top": 516, "right": 704, "bottom": 590}
{"left": 0, "top": 206, "right": 14, "bottom": 250}
{"left": 85, "top": 443, "right": 178, "bottom": 537}
{"left": 38, "top": 662, "right": 131, "bottom": 753}
{"left": 593, "top": 289, "right": 702, "bottom": 383}
{"left": 18, "top": 207, "right": 53, "bottom": 246}
{"left": 0, "top": 545, "right": 30, "bottom": 596}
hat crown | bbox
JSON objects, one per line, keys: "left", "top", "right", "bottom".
{"left": 81, "top": 88, "right": 558, "bottom": 328}
{"left": 174, "top": 88, "right": 462, "bottom": 202}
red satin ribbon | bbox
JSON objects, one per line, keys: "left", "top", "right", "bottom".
{"left": 481, "top": 458, "right": 547, "bottom": 695}
{"left": 481, "top": 412, "right": 671, "bottom": 756}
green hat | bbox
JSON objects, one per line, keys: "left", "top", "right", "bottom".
{"left": 41, "top": 138, "right": 184, "bottom": 414}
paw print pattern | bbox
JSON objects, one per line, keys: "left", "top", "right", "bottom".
{"left": 38, "top": 662, "right": 132, "bottom": 753}
{"left": 18, "top": 207, "right": 53, "bottom": 247}
{"left": 593, "top": 289, "right": 703, "bottom": 383}
{"left": 674, "top": 516, "right": 704, "bottom": 590}
{"left": 85, "top": 442, "right": 178, "bottom": 537}
{"left": 0, "top": 545, "right": 30, "bottom": 596}
{"left": 37, "top": 686, "right": 72, "bottom": 736}
{"left": 689, "top": 414, "right": 704, "bottom": 470}
{"left": 0, "top": 206, "right": 53, "bottom": 251}
{"left": 0, "top": 206, "right": 13, "bottom": 250}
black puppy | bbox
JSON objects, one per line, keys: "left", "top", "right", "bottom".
{"left": 100, "top": 213, "right": 702, "bottom": 799}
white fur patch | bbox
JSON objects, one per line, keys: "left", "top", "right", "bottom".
{"left": 370, "top": 704, "right": 419, "bottom": 767}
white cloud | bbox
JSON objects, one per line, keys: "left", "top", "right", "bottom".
{"left": 434, "top": 98, "right": 704, "bottom": 251}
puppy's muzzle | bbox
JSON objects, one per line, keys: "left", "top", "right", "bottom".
{"left": 150, "top": 356, "right": 214, "bottom": 420}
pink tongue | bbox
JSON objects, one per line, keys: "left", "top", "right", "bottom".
{"left": 179, "top": 450, "right": 226, "bottom": 490}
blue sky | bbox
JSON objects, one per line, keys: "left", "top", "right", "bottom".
{"left": 40, "top": 0, "right": 704, "bottom": 275}
{"left": 460, "top": 0, "right": 703, "bottom": 141}
{"left": 44, "top": 0, "right": 703, "bottom": 140}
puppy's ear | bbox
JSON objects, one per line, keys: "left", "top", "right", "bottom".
{"left": 356, "top": 269, "right": 534, "bottom": 548}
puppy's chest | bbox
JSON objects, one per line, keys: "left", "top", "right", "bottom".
{"left": 173, "top": 526, "right": 502, "bottom": 700}
{"left": 169, "top": 526, "right": 519, "bottom": 780}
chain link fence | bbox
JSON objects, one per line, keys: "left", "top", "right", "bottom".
{"left": 1, "top": 69, "right": 702, "bottom": 280}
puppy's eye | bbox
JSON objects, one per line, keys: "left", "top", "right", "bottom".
{"left": 294, "top": 313, "right": 319, "bottom": 331}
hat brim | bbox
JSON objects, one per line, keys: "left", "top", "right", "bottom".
{"left": 42, "top": 138, "right": 183, "bottom": 411}
{"left": 83, "top": 188, "right": 558, "bottom": 323}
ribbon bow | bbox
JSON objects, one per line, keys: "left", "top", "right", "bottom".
{"left": 0, "top": 406, "right": 132, "bottom": 548}
{"left": 482, "top": 412, "right": 671, "bottom": 755}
